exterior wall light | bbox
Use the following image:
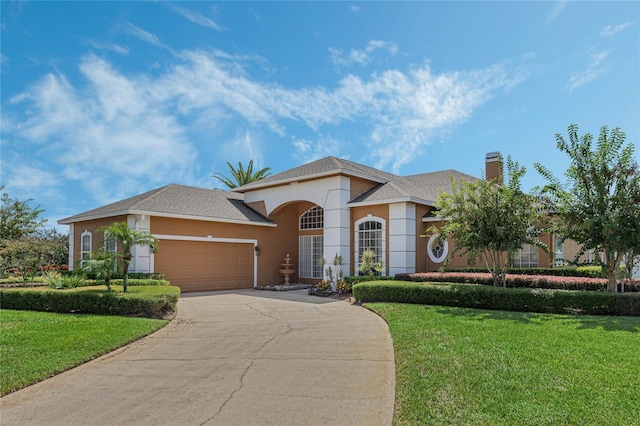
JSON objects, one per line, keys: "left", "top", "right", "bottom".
{"left": 254, "top": 246, "right": 260, "bottom": 256}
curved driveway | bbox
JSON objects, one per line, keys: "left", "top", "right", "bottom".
{"left": 1, "top": 290, "right": 395, "bottom": 425}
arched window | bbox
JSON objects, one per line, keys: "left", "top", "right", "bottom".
{"left": 104, "top": 231, "right": 118, "bottom": 271}
{"left": 355, "top": 217, "right": 386, "bottom": 275}
{"left": 81, "top": 230, "right": 92, "bottom": 268}
{"left": 300, "top": 206, "right": 324, "bottom": 230}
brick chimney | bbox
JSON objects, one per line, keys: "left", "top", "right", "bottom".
{"left": 485, "top": 151, "right": 503, "bottom": 184}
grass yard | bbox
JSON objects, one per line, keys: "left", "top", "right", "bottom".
{"left": 0, "top": 309, "right": 168, "bottom": 395}
{"left": 367, "top": 303, "right": 640, "bottom": 425}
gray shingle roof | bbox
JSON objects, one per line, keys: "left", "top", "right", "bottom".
{"left": 58, "top": 184, "right": 274, "bottom": 225}
{"left": 235, "top": 156, "right": 397, "bottom": 191}
{"left": 236, "top": 156, "right": 479, "bottom": 205}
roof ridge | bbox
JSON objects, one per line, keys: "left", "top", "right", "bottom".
{"left": 131, "top": 184, "right": 175, "bottom": 210}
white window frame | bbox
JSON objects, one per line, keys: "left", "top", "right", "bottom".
{"left": 354, "top": 216, "right": 386, "bottom": 275}
{"left": 513, "top": 243, "right": 539, "bottom": 268}
{"left": 299, "top": 206, "right": 324, "bottom": 230}
{"left": 104, "top": 231, "right": 118, "bottom": 271}
{"left": 80, "top": 230, "right": 92, "bottom": 268}
{"left": 427, "top": 234, "right": 449, "bottom": 263}
{"left": 299, "top": 235, "right": 324, "bottom": 279}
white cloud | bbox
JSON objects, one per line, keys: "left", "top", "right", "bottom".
{"left": 2, "top": 163, "right": 61, "bottom": 200}
{"left": 329, "top": 40, "right": 399, "bottom": 68}
{"left": 170, "top": 4, "right": 225, "bottom": 31}
{"left": 8, "top": 54, "right": 197, "bottom": 204}
{"left": 600, "top": 22, "right": 632, "bottom": 36}
{"left": 293, "top": 135, "right": 342, "bottom": 164}
{"left": 123, "top": 22, "right": 165, "bottom": 48}
{"left": 349, "top": 5, "right": 361, "bottom": 13}
{"left": 86, "top": 40, "right": 129, "bottom": 55}
{"left": 567, "top": 50, "right": 610, "bottom": 92}
{"left": 6, "top": 47, "right": 527, "bottom": 201}
{"left": 546, "top": 1, "right": 568, "bottom": 23}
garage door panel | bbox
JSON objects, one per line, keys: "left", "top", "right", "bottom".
{"left": 155, "top": 240, "right": 254, "bottom": 292}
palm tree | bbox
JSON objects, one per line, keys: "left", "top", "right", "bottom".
{"left": 212, "top": 160, "right": 271, "bottom": 189}
{"left": 98, "top": 222, "right": 159, "bottom": 292}
{"left": 81, "top": 249, "right": 118, "bottom": 292}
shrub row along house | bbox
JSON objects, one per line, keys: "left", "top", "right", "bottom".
{"left": 59, "top": 154, "right": 578, "bottom": 292}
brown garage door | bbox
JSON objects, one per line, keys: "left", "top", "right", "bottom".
{"left": 154, "top": 240, "right": 254, "bottom": 292}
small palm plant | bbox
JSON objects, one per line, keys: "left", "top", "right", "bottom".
{"left": 98, "top": 222, "right": 159, "bottom": 292}
{"left": 212, "top": 160, "right": 271, "bottom": 189}
{"left": 82, "top": 249, "right": 118, "bottom": 292}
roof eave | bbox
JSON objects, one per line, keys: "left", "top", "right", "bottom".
{"left": 58, "top": 210, "right": 277, "bottom": 227}
{"left": 234, "top": 170, "right": 387, "bottom": 193}
{"left": 348, "top": 197, "right": 436, "bottom": 208}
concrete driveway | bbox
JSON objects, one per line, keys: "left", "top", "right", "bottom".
{"left": 1, "top": 290, "right": 395, "bottom": 425}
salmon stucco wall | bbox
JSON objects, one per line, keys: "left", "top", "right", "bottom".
{"left": 71, "top": 215, "right": 128, "bottom": 270}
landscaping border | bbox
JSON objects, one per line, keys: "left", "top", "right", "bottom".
{"left": 0, "top": 287, "right": 180, "bottom": 319}
{"left": 353, "top": 281, "right": 640, "bottom": 316}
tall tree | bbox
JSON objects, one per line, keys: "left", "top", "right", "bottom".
{"left": 0, "top": 186, "right": 46, "bottom": 241}
{"left": 535, "top": 124, "right": 640, "bottom": 292}
{"left": 431, "top": 157, "right": 547, "bottom": 286}
{"left": 212, "top": 160, "right": 271, "bottom": 189}
{"left": 98, "top": 222, "right": 159, "bottom": 292}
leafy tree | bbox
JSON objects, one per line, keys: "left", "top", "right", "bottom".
{"left": 535, "top": 124, "right": 640, "bottom": 292}
{"left": 212, "top": 160, "right": 271, "bottom": 189}
{"left": 98, "top": 222, "right": 159, "bottom": 292}
{"left": 0, "top": 237, "right": 45, "bottom": 284}
{"left": 0, "top": 186, "right": 46, "bottom": 241}
{"left": 81, "top": 249, "right": 118, "bottom": 292}
{"left": 430, "top": 157, "right": 547, "bottom": 286}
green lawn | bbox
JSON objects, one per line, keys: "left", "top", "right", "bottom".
{"left": 367, "top": 303, "right": 640, "bottom": 425}
{"left": 0, "top": 309, "right": 168, "bottom": 395}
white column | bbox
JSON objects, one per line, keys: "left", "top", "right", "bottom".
{"left": 127, "top": 214, "right": 152, "bottom": 273}
{"left": 388, "top": 203, "right": 416, "bottom": 276}
{"left": 323, "top": 176, "right": 351, "bottom": 288}
{"left": 67, "top": 223, "right": 75, "bottom": 271}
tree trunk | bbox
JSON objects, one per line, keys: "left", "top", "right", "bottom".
{"left": 123, "top": 252, "right": 131, "bottom": 292}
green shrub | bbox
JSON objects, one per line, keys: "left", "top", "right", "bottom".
{"left": 336, "top": 280, "right": 353, "bottom": 293}
{"left": 45, "top": 271, "right": 86, "bottom": 289}
{"left": 343, "top": 275, "right": 396, "bottom": 284}
{"left": 0, "top": 286, "right": 180, "bottom": 319}
{"left": 447, "top": 266, "right": 616, "bottom": 279}
{"left": 353, "top": 281, "right": 640, "bottom": 316}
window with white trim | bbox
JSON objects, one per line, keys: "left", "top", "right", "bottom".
{"left": 427, "top": 234, "right": 449, "bottom": 263}
{"left": 300, "top": 206, "right": 324, "bottom": 230}
{"left": 355, "top": 218, "right": 385, "bottom": 275}
{"left": 104, "top": 231, "right": 118, "bottom": 271}
{"left": 299, "top": 235, "right": 324, "bottom": 278}
{"left": 554, "top": 236, "right": 566, "bottom": 266}
{"left": 81, "top": 231, "right": 92, "bottom": 267}
{"left": 513, "top": 244, "right": 539, "bottom": 268}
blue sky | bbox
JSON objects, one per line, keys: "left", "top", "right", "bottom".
{"left": 1, "top": 1, "right": 638, "bottom": 230}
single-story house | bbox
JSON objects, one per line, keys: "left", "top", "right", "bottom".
{"left": 59, "top": 153, "right": 564, "bottom": 292}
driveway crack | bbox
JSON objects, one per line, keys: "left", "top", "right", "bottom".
{"left": 200, "top": 360, "right": 254, "bottom": 425}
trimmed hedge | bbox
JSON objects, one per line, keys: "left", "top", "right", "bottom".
{"left": 447, "top": 266, "right": 606, "bottom": 278}
{"left": 353, "top": 281, "right": 640, "bottom": 316}
{"left": 0, "top": 287, "right": 180, "bottom": 319}
{"left": 395, "top": 272, "right": 640, "bottom": 292}
{"left": 343, "top": 276, "right": 396, "bottom": 284}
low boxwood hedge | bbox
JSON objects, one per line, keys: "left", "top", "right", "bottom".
{"left": 395, "top": 272, "right": 640, "bottom": 292}
{"left": 353, "top": 281, "right": 640, "bottom": 316}
{"left": 447, "top": 266, "right": 609, "bottom": 278}
{"left": 0, "top": 286, "right": 180, "bottom": 319}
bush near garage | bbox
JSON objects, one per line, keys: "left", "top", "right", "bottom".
{"left": 353, "top": 281, "right": 640, "bottom": 316}
{"left": 395, "top": 272, "right": 640, "bottom": 292}
{"left": 0, "top": 285, "right": 180, "bottom": 319}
